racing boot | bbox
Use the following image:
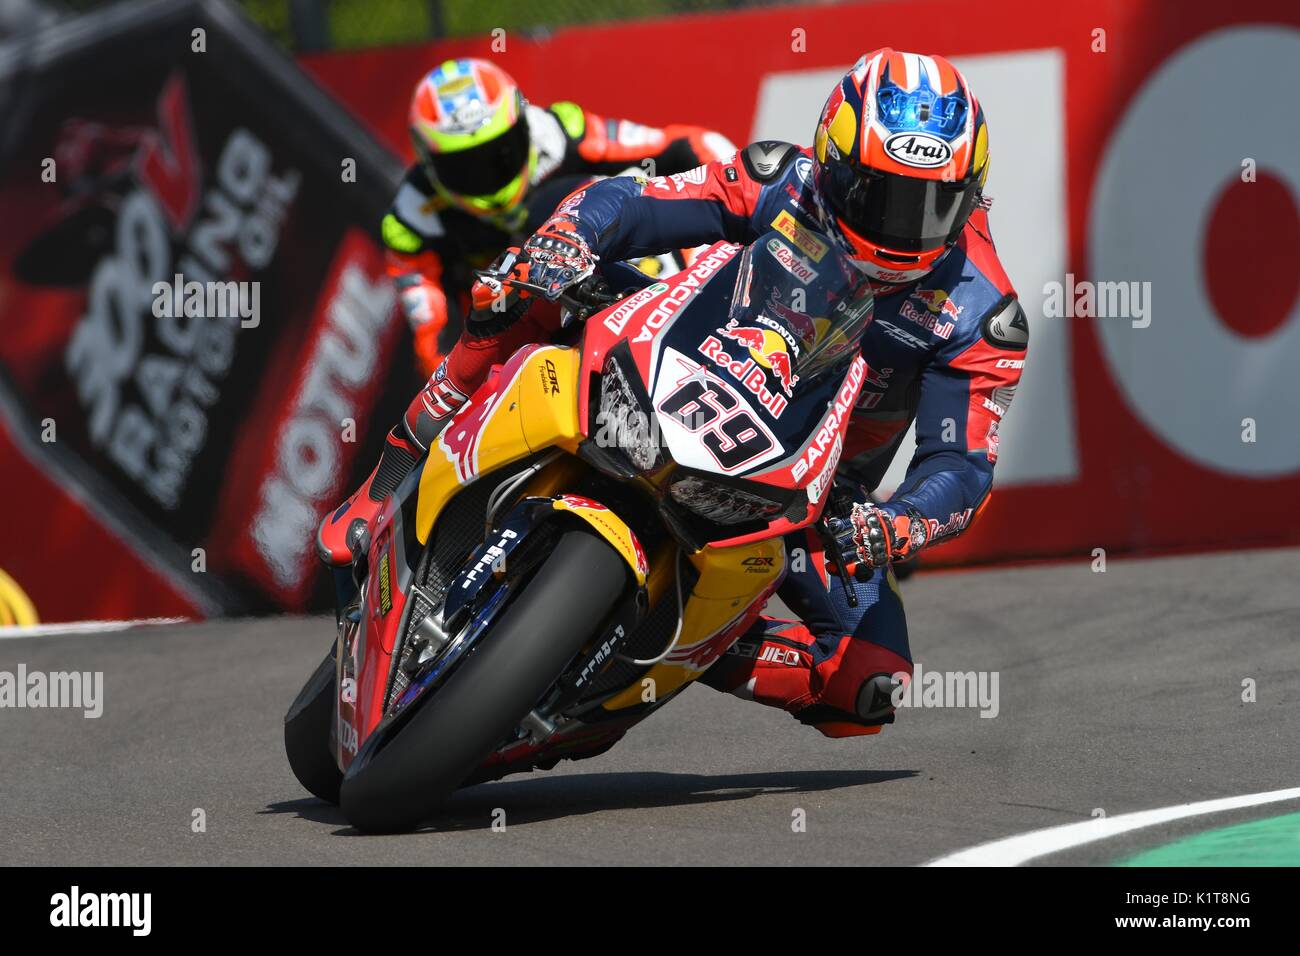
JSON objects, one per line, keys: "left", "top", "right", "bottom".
{"left": 703, "top": 618, "right": 913, "bottom": 738}
{"left": 314, "top": 371, "right": 469, "bottom": 567}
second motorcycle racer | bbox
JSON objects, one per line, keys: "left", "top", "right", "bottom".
{"left": 385, "top": 56, "right": 736, "bottom": 376}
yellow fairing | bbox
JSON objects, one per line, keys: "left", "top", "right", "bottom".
{"left": 601, "top": 537, "right": 786, "bottom": 710}
{"left": 552, "top": 497, "right": 647, "bottom": 587}
{"left": 415, "top": 346, "right": 582, "bottom": 544}
{"left": 412, "top": 341, "right": 787, "bottom": 711}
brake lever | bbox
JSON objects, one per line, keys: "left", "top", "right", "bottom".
{"left": 473, "top": 270, "right": 623, "bottom": 319}
{"left": 472, "top": 271, "right": 556, "bottom": 300}
{"left": 815, "top": 516, "right": 860, "bottom": 608}
{"left": 558, "top": 284, "right": 624, "bottom": 323}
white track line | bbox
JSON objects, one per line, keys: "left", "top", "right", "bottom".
{"left": 0, "top": 617, "right": 189, "bottom": 639}
{"left": 926, "top": 786, "right": 1300, "bottom": 866}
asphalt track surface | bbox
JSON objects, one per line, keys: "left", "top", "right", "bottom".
{"left": 2, "top": 547, "right": 1296, "bottom": 866}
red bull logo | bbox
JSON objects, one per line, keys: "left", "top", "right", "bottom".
{"left": 768, "top": 349, "right": 797, "bottom": 396}
{"left": 900, "top": 288, "right": 961, "bottom": 339}
{"left": 700, "top": 333, "right": 788, "bottom": 417}
{"left": 720, "top": 323, "right": 765, "bottom": 351}
{"left": 765, "top": 290, "right": 818, "bottom": 346}
{"left": 864, "top": 363, "right": 892, "bottom": 390}
{"left": 717, "top": 319, "right": 800, "bottom": 397}
{"left": 912, "top": 289, "right": 964, "bottom": 319}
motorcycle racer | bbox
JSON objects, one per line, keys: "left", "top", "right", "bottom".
{"left": 321, "top": 50, "right": 1028, "bottom": 739}
{"left": 385, "top": 56, "right": 735, "bottom": 376}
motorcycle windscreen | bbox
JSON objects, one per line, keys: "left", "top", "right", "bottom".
{"left": 721, "top": 229, "right": 874, "bottom": 393}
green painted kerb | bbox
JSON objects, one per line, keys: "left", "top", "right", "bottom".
{"left": 1118, "top": 811, "right": 1300, "bottom": 866}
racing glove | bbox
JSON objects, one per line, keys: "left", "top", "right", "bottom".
{"left": 829, "top": 501, "right": 930, "bottom": 574}
{"left": 393, "top": 274, "right": 449, "bottom": 377}
{"left": 519, "top": 216, "right": 597, "bottom": 299}
{"left": 467, "top": 217, "right": 599, "bottom": 336}
{"left": 466, "top": 246, "right": 537, "bottom": 338}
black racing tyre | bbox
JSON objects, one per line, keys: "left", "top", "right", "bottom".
{"left": 284, "top": 644, "right": 343, "bottom": 805}
{"left": 339, "top": 530, "right": 629, "bottom": 833}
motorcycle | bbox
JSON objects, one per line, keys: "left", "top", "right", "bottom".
{"left": 284, "top": 225, "right": 876, "bottom": 832}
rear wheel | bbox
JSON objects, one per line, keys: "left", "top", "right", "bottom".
{"left": 339, "top": 530, "right": 629, "bottom": 833}
{"left": 284, "top": 645, "right": 343, "bottom": 805}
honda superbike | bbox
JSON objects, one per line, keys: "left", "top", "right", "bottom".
{"left": 284, "top": 226, "right": 875, "bottom": 832}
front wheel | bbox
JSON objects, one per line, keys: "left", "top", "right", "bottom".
{"left": 284, "top": 645, "right": 343, "bottom": 804}
{"left": 339, "top": 530, "right": 629, "bottom": 833}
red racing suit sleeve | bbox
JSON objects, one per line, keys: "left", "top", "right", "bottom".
{"left": 385, "top": 246, "right": 449, "bottom": 378}
{"left": 881, "top": 294, "right": 1029, "bottom": 555}
{"left": 553, "top": 100, "right": 736, "bottom": 176}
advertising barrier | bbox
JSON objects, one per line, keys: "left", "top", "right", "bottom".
{"left": 0, "top": 0, "right": 416, "bottom": 620}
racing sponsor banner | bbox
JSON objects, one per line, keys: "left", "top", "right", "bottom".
{"left": 306, "top": 0, "right": 1300, "bottom": 564}
{"left": 0, "top": 0, "right": 413, "bottom": 620}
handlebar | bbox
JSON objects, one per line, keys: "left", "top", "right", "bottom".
{"left": 474, "top": 269, "right": 626, "bottom": 322}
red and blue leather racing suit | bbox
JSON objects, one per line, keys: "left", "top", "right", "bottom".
{"left": 542, "top": 142, "right": 1029, "bottom": 736}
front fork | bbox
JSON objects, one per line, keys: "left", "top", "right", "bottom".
{"left": 331, "top": 566, "right": 361, "bottom": 626}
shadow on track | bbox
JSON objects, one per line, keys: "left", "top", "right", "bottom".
{"left": 264, "top": 767, "right": 917, "bottom": 835}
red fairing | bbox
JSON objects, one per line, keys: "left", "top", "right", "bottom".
{"left": 708, "top": 354, "right": 868, "bottom": 549}
{"left": 578, "top": 241, "right": 742, "bottom": 436}
{"left": 355, "top": 520, "right": 401, "bottom": 750}
{"left": 580, "top": 267, "right": 866, "bottom": 549}
{"left": 754, "top": 355, "right": 867, "bottom": 490}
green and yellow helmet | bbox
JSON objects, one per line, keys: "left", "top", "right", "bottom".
{"left": 408, "top": 58, "right": 533, "bottom": 224}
